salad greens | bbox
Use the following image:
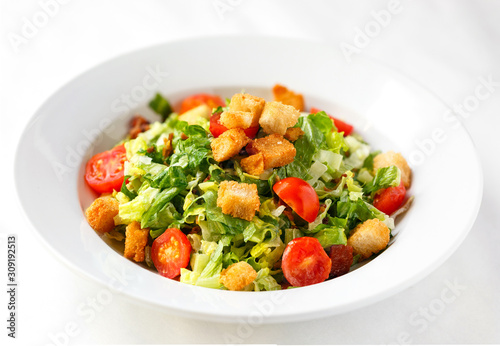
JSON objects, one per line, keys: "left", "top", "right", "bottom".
{"left": 109, "top": 99, "right": 397, "bottom": 291}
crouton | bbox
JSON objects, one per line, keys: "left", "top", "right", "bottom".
{"left": 220, "top": 110, "right": 256, "bottom": 129}
{"left": 284, "top": 127, "right": 304, "bottom": 142}
{"left": 178, "top": 104, "right": 211, "bottom": 125}
{"left": 211, "top": 128, "right": 250, "bottom": 162}
{"left": 217, "top": 181, "right": 260, "bottom": 221}
{"left": 124, "top": 221, "right": 149, "bottom": 262}
{"left": 85, "top": 195, "right": 119, "bottom": 233}
{"left": 219, "top": 261, "right": 258, "bottom": 291}
{"left": 228, "top": 93, "right": 265, "bottom": 126}
{"left": 246, "top": 134, "right": 296, "bottom": 170}
{"left": 272, "top": 84, "right": 305, "bottom": 111}
{"left": 240, "top": 153, "right": 265, "bottom": 176}
{"left": 259, "top": 101, "right": 301, "bottom": 135}
{"left": 373, "top": 151, "right": 412, "bottom": 188}
{"left": 347, "top": 218, "right": 390, "bottom": 259}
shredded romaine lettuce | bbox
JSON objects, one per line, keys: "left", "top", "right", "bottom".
{"left": 94, "top": 90, "right": 410, "bottom": 292}
{"left": 364, "top": 165, "right": 401, "bottom": 195}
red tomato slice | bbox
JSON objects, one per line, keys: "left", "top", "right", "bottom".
{"left": 282, "top": 237, "right": 332, "bottom": 287}
{"left": 310, "top": 107, "right": 354, "bottom": 136}
{"left": 180, "top": 93, "right": 225, "bottom": 114}
{"left": 242, "top": 125, "right": 260, "bottom": 139}
{"left": 273, "top": 177, "right": 319, "bottom": 223}
{"left": 151, "top": 228, "right": 192, "bottom": 279}
{"left": 373, "top": 180, "right": 406, "bottom": 215}
{"left": 209, "top": 112, "right": 259, "bottom": 139}
{"left": 209, "top": 112, "right": 228, "bottom": 138}
{"left": 85, "top": 144, "right": 126, "bottom": 194}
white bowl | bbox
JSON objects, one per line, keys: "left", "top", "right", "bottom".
{"left": 15, "top": 36, "right": 482, "bottom": 323}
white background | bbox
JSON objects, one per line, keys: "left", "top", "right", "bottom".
{"left": 1, "top": 0, "right": 499, "bottom": 344}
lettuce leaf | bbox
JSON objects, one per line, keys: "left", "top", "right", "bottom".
{"left": 180, "top": 241, "right": 224, "bottom": 289}
{"left": 284, "top": 228, "right": 304, "bottom": 245}
{"left": 363, "top": 165, "right": 401, "bottom": 195}
{"left": 117, "top": 183, "right": 159, "bottom": 224}
{"left": 143, "top": 202, "right": 181, "bottom": 229}
{"left": 242, "top": 216, "right": 279, "bottom": 243}
{"left": 344, "top": 136, "right": 371, "bottom": 170}
{"left": 337, "top": 190, "right": 378, "bottom": 231}
{"left": 253, "top": 268, "right": 281, "bottom": 291}
{"left": 286, "top": 114, "right": 327, "bottom": 180}
{"left": 313, "top": 224, "right": 347, "bottom": 248}
{"left": 362, "top": 150, "right": 381, "bottom": 171}
{"left": 149, "top": 93, "right": 173, "bottom": 121}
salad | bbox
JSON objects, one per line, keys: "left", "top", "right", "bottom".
{"left": 84, "top": 85, "right": 412, "bottom": 291}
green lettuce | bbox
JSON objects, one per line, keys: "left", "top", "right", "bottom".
{"left": 343, "top": 136, "right": 371, "bottom": 170}
{"left": 180, "top": 241, "right": 224, "bottom": 289}
{"left": 149, "top": 93, "right": 173, "bottom": 121}
{"left": 363, "top": 165, "right": 401, "bottom": 195}
{"left": 117, "top": 183, "right": 159, "bottom": 224}
{"left": 286, "top": 114, "right": 327, "bottom": 180}
{"left": 253, "top": 268, "right": 281, "bottom": 291}
{"left": 337, "top": 190, "right": 378, "bottom": 232}
{"left": 312, "top": 224, "right": 347, "bottom": 248}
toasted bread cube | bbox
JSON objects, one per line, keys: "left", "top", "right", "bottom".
{"left": 373, "top": 151, "right": 412, "bottom": 188}
{"left": 219, "top": 261, "right": 258, "bottom": 291}
{"left": 259, "top": 101, "right": 301, "bottom": 135}
{"left": 124, "top": 221, "right": 149, "bottom": 262}
{"left": 284, "top": 127, "right": 304, "bottom": 142}
{"left": 246, "top": 134, "right": 296, "bottom": 170}
{"left": 211, "top": 128, "right": 250, "bottom": 162}
{"left": 85, "top": 196, "right": 119, "bottom": 233}
{"left": 272, "top": 84, "right": 305, "bottom": 111}
{"left": 217, "top": 181, "right": 260, "bottom": 221}
{"left": 220, "top": 110, "right": 255, "bottom": 129}
{"left": 228, "top": 93, "right": 265, "bottom": 127}
{"left": 347, "top": 218, "right": 390, "bottom": 259}
{"left": 240, "top": 153, "right": 265, "bottom": 176}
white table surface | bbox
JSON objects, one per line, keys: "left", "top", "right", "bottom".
{"left": 1, "top": 0, "right": 499, "bottom": 344}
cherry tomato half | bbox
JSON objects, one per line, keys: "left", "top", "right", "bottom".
{"left": 310, "top": 107, "right": 354, "bottom": 136}
{"left": 85, "top": 144, "right": 127, "bottom": 194}
{"left": 151, "top": 228, "right": 192, "bottom": 279}
{"left": 273, "top": 177, "right": 320, "bottom": 223}
{"left": 373, "top": 180, "right": 406, "bottom": 215}
{"left": 282, "top": 237, "right": 332, "bottom": 287}
{"left": 209, "top": 112, "right": 259, "bottom": 139}
{"left": 180, "top": 94, "right": 225, "bottom": 114}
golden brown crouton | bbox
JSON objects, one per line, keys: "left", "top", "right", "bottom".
{"left": 228, "top": 93, "right": 265, "bottom": 127}
{"left": 272, "top": 84, "right": 305, "bottom": 111}
{"left": 347, "top": 218, "right": 390, "bottom": 259}
{"left": 124, "top": 221, "right": 149, "bottom": 262}
{"left": 259, "top": 101, "right": 301, "bottom": 135}
{"left": 240, "top": 153, "right": 265, "bottom": 176}
{"left": 373, "top": 151, "right": 412, "bottom": 188}
{"left": 246, "top": 134, "right": 296, "bottom": 170}
{"left": 220, "top": 110, "right": 256, "bottom": 129}
{"left": 85, "top": 195, "right": 119, "bottom": 233}
{"left": 217, "top": 181, "right": 260, "bottom": 221}
{"left": 284, "top": 127, "right": 304, "bottom": 142}
{"left": 211, "top": 128, "right": 250, "bottom": 162}
{"left": 219, "top": 261, "right": 258, "bottom": 291}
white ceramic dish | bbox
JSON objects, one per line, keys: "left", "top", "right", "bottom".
{"left": 15, "top": 36, "right": 482, "bottom": 323}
